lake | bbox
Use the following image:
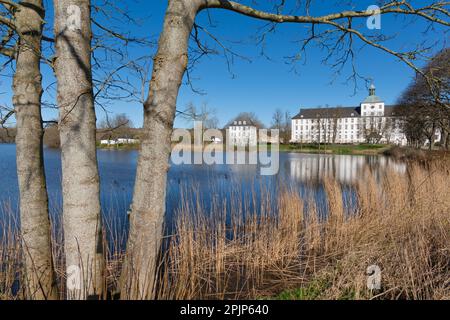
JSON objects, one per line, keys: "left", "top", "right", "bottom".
{"left": 0, "top": 144, "right": 406, "bottom": 232}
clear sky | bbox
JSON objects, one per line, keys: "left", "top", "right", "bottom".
{"left": 1, "top": 0, "right": 448, "bottom": 128}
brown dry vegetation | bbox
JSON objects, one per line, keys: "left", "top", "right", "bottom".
{"left": 0, "top": 161, "right": 449, "bottom": 300}
{"left": 155, "top": 162, "right": 450, "bottom": 300}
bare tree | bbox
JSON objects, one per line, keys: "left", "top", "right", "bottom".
{"left": 362, "top": 116, "right": 384, "bottom": 144}
{"left": 98, "top": 113, "right": 133, "bottom": 130}
{"left": 271, "top": 108, "right": 283, "bottom": 131}
{"left": 120, "top": 0, "right": 449, "bottom": 299}
{"left": 0, "top": 0, "right": 57, "bottom": 299}
{"left": 283, "top": 111, "right": 291, "bottom": 144}
{"left": 399, "top": 48, "right": 450, "bottom": 149}
{"left": 53, "top": 0, "right": 105, "bottom": 299}
{"left": 179, "top": 101, "right": 219, "bottom": 129}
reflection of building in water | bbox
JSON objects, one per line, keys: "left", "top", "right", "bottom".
{"left": 288, "top": 155, "right": 406, "bottom": 184}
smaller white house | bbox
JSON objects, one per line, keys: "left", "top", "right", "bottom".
{"left": 100, "top": 138, "right": 139, "bottom": 146}
{"left": 117, "top": 138, "right": 139, "bottom": 144}
{"left": 227, "top": 118, "right": 258, "bottom": 146}
{"left": 211, "top": 137, "right": 222, "bottom": 144}
{"left": 100, "top": 139, "right": 117, "bottom": 146}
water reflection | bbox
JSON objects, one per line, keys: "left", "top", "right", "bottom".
{"left": 287, "top": 154, "right": 406, "bottom": 184}
{"left": 0, "top": 144, "right": 407, "bottom": 229}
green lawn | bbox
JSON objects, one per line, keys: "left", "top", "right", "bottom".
{"left": 278, "top": 143, "right": 389, "bottom": 155}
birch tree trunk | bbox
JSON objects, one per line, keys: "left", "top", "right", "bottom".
{"left": 53, "top": 0, "right": 105, "bottom": 300}
{"left": 121, "top": 0, "right": 198, "bottom": 299}
{"left": 12, "top": 0, "right": 58, "bottom": 300}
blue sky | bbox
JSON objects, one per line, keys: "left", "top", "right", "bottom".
{"left": 1, "top": 0, "right": 448, "bottom": 128}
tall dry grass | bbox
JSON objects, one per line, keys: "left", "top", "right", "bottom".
{"left": 156, "top": 162, "right": 450, "bottom": 300}
{"left": 0, "top": 200, "right": 127, "bottom": 299}
{"left": 0, "top": 161, "right": 449, "bottom": 300}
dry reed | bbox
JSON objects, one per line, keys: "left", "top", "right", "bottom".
{"left": 156, "top": 162, "right": 450, "bottom": 300}
{"left": 0, "top": 161, "right": 449, "bottom": 300}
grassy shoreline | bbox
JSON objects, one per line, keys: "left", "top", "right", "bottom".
{"left": 278, "top": 143, "right": 391, "bottom": 155}
{"left": 95, "top": 142, "right": 391, "bottom": 155}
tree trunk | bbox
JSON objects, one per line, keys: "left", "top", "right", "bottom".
{"left": 53, "top": 0, "right": 105, "bottom": 299}
{"left": 12, "top": 0, "right": 58, "bottom": 300}
{"left": 121, "top": 0, "right": 198, "bottom": 299}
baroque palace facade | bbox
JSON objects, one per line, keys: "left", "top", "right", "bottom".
{"left": 291, "top": 84, "right": 409, "bottom": 145}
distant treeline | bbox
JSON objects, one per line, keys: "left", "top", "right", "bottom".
{"left": 0, "top": 126, "right": 144, "bottom": 148}
{"left": 0, "top": 127, "right": 16, "bottom": 143}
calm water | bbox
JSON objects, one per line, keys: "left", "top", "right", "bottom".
{"left": 0, "top": 144, "right": 406, "bottom": 231}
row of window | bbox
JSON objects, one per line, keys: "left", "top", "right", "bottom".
{"left": 233, "top": 121, "right": 248, "bottom": 125}
{"left": 362, "top": 104, "right": 383, "bottom": 110}
{"left": 295, "top": 124, "right": 364, "bottom": 130}
{"left": 230, "top": 131, "right": 254, "bottom": 137}
{"left": 295, "top": 134, "right": 361, "bottom": 140}
{"left": 294, "top": 118, "right": 359, "bottom": 124}
{"left": 294, "top": 115, "right": 394, "bottom": 125}
{"left": 229, "top": 126, "right": 254, "bottom": 131}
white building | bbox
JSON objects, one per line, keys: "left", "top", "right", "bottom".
{"left": 117, "top": 138, "right": 139, "bottom": 144}
{"left": 227, "top": 118, "right": 258, "bottom": 146}
{"left": 291, "top": 84, "right": 409, "bottom": 145}
{"left": 100, "top": 139, "right": 117, "bottom": 146}
{"left": 100, "top": 138, "right": 139, "bottom": 146}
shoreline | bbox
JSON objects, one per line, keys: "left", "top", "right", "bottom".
{"left": 96, "top": 143, "right": 393, "bottom": 155}
{"left": 3, "top": 142, "right": 449, "bottom": 159}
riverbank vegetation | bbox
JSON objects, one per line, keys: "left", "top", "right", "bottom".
{"left": 1, "top": 160, "right": 448, "bottom": 300}
{"left": 279, "top": 143, "right": 389, "bottom": 155}
{"left": 155, "top": 160, "right": 449, "bottom": 300}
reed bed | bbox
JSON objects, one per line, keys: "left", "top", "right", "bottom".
{"left": 0, "top": 161, "right": 449, "bottom": 300}
{"left": 156, "top": 162, "right": 450, "bottom": 300}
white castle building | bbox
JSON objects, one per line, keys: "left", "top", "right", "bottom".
{"left": 227, "top": 118, "right": 258, "bottom": 146}
{"left": 291, "top": 84, "right": 409, "bottom": 146}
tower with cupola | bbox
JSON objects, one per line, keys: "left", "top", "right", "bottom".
{"left": 361, "top": 83, "right": 385, "bottom": 117}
